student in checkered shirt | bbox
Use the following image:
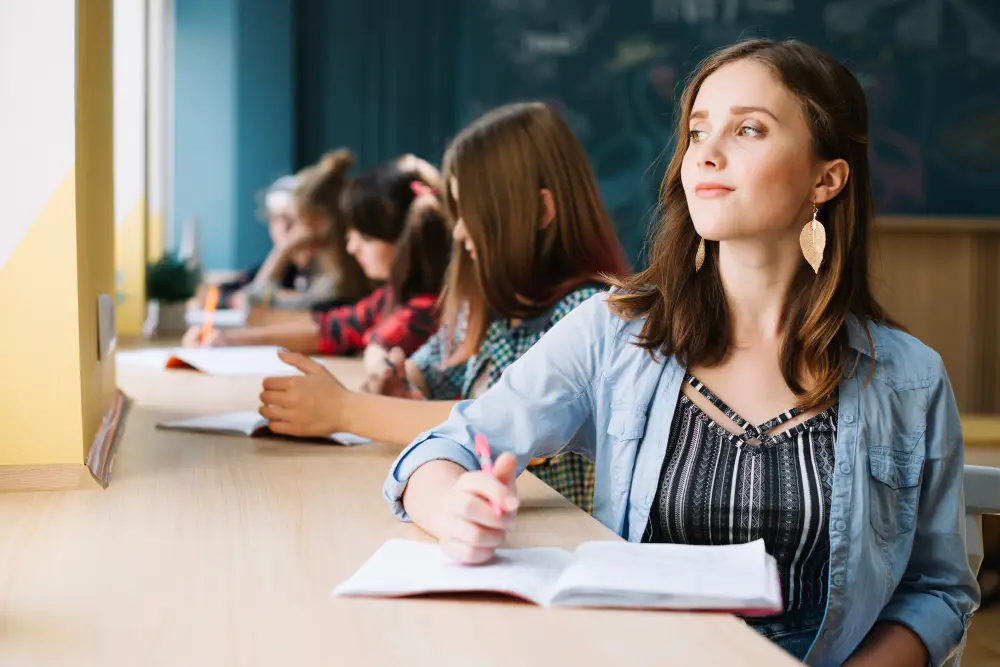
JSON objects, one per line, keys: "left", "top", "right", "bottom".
{"left": 258, "top": 102, "right": 630, "bottom": 514}
{"left": 183, "top": 155, "right": 451, "bottom": 366}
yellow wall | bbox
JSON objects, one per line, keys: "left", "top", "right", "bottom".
{"left": 0, "top": 171, "right": 87, "bottom": 465}
{"left": 0, "top": 0, "right": 117, "bottom": 468}
{"left": 115, "top": 198, "right": 148, "bottom": 334}
{"left": 148, "top": 212, "right": 165, "bottom": 262}
{"left": 76, "top": 0, "right": 117, "bottom": 463}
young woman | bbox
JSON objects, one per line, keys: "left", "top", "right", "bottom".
{"left": 182, "top": 156, "right": 451, "bottom": 370}
{"left": 383, "top": 41, "right": 980, "bottom": 666}
{"left": 241, "top": 149, "right": 371, "bottom": 310}
{"left": 257, "top": 102, "right": 631, "bottom": 513}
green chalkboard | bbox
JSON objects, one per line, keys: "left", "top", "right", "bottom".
{"left": 457, "top": 0, "right": 1000, "bottom": 264}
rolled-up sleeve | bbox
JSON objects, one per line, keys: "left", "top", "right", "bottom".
{"left": 383, "top": 293, "right": 614, "bottom": 521}
{"left": 876, "top": 359, "right": 980, "bottom": 666}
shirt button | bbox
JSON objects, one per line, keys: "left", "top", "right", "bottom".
{"left": 839, "top": 462, "right": 851, "bottom": 475}
{"left": 844, "top": 413, "right": 855, "bottom": 424}
{"left": 835, "top": 520, "right": 848, "bottom": 532}
{"left": 832, "top": 574, "right": 845, "bottom": 587}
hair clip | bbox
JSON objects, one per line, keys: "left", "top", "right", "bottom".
{"left": 410, "top": 180, "right": 437, "bottom": 198}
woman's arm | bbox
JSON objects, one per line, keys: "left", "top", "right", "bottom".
{"left": 258, "top": 351, "right": 457, "bottom": 445}
{"left": 844, "top": 623, "right": 928, "bottom": 666}
{"left": 246, "top": 246, "right": 296, "bottom": 296}
{"left": 861, "top": 358, "right": 980, "bottom": 666}
{"left": 182, "top": 320, "right": 322, "bottom": 353}
{"left": 385, "top": 294, "right": 613, "bottom": 521}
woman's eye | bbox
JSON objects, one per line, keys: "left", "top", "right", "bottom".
{"left": 738, "top": 125, "right": 763, "bottom": 138}
{"left": 689, "top": 129, "right": 708, "bottom": 143}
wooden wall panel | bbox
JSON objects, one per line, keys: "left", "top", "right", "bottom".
{"left": 873, "top": 218, "right": 1000, "bottom": 414}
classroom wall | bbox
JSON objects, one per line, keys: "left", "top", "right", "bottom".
{"left": 172, "top": 0, "right": 295, "bottom": 271}
{"left": 173, "top": 0, "right": 238, "bottom": 270}
{"left": 114, "top": 0, "right": 149, "bottom": 335}
{"left": 0, "top": 0, "right": 117, "bottom": 467}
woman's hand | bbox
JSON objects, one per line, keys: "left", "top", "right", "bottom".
{"left": 361, "top": 347, "right": 423, "bottom": 399}
{"left": 181, "top": 326, "right": 230, "bottom": 348}
{"left": 432, "top": 453, "right": 519, "bottom": 564}
{"left": 227, "top": 290, "right": 248, "bottom": 311}
{"left": 258, "top": 351, "right": 347, "bottom": 437}
{"left": 281, "top": 223, "right": 324, "bottom": 254}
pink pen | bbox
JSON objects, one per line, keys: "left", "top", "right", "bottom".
{"left": 474, "top": 434, "right": 503, "bottom": 517}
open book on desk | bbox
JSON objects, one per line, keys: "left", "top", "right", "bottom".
{"left": 117, "top": 346, "right": 302, "bottom": 377}
{"left": 157, "top": 410, "right": 370, "bottom": 446}
{"left": 334, "top": 538, "right": 782, "bottom": 614}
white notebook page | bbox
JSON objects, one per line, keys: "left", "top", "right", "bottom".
{"left": 333, "top": 539, "right": 573, "bottom": 605}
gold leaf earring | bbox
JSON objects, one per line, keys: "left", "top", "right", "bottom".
{"left": 799, "top": 204, "right": 826, "bottom": 274}
{"left": 695, "top": 237, "right": 706, "bottom": 272}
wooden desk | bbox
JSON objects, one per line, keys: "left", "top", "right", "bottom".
{"left": 963, "top": 415, "right": 1000, "bottom": 468}
{"left": 0, "top": 359, "right": 795, "bottom": 666}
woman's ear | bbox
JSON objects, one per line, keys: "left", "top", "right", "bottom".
{"left": 813, "top": 158, "right": 849, "bottom": 205}
{"left": 539, "top": 189, "right": 556, "bottom": 230}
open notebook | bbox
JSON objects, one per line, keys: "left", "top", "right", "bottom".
{"left": 334, "top": 538, "right": 782, "bottom": 614}
{"left": 157, "top": 410, "right": 370, "bottom": 445}
{"left": 117, "top": 346, "right": 301, "bottom": 377}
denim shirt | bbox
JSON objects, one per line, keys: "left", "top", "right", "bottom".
{"left": 384, "top": 294, "right": 980, "bottom": 666}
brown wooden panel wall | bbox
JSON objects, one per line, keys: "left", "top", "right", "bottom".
{"left": 873, "top": 218, "right": 1000, "bottom": 414}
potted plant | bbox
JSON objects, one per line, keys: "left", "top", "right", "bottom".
{"left": 143, "top": 253, "right": 200, "bottom": 338}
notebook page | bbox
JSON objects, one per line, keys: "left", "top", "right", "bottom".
{"left": 157, "top": 411, "right": 262, "bottom": 436}
{"left": 329, "top": 432, "right": 372, "bottom": 446}
{"left": 333, "top": 539, "right": 573, "bottom": 606}
{"left": 170, "top": 346, "right": 301, "bottom": 376}
{"left": 185, "top": 308, "right": 248, "bottom": 328}
{"left": 550, "top": 539, "right": 781, "bottom": 611}
{"left": 158, "top": 412, "right": 370, "bottom": 445}
{"left": 116, "top": 348, "right": 173, "bottom": 368}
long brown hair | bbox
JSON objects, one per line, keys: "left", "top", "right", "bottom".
{"left": 609, "top": 39, "right": 894, "bottom": 408}
{"left": 441, "top": 102, "right": 630, "bottom": 364}
{"left": 294, "top": 149, "right": 371, "bottom": 301}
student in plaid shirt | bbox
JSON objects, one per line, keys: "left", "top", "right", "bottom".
{"left": 401, "top": 286, "right": 605, "bottom": 511}
{"left": 257, "top": 102, "right": 630, "bottom": 514}
{"left": 183, "top": 155, "right": 451, "bottom": 365}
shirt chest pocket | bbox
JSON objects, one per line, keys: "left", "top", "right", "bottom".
{"left": 607, "top": 404, "right": 648, "bottom": 441}
{"left": 606, "top": 404, "right": 648, "bottom": 495}
{"left": 867, "top": 443, "right": 924, "bottom": 539}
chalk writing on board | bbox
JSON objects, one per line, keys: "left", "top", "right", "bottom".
{"left": 520, "top": 6, "right": 609, "bottom": 56}
{"left": 652, "top": 0, "right": 795, "bottom": 23}
{"left": 825, "top": 0, "right": 1000, "bottom": 64}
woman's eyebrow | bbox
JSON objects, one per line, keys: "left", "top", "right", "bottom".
{"left": 689, "top": 106, "right": 780, "bottom": 123}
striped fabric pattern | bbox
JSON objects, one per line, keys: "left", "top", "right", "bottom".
{"left": 644, "top": 374, "right": 838, "bottom": 639}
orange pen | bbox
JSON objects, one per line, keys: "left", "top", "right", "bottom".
{"left": 200, "top": 286, "right": 220, "bottom": 342}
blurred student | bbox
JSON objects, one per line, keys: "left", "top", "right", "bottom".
{"left": 241, "top": 149, "right": 371, "bottom": 310}
{"left": 183, "top": 155, "right": 450, "bottom": 373}
{"left": 256, "top": 102, "right": 630, "bottom": 513}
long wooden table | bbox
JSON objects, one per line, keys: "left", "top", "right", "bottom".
{"left": 0, "top": 357, "right": 798, "bottom": 666}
